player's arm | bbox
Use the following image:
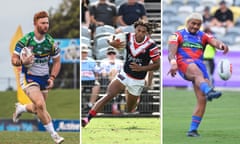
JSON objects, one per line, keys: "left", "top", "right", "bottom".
{"left": 130, "top": 57, "right": 160, "bottom": 72}
{"left": 46, "top": 56, "right": 61, "bottom": 89}
{"left": 50, "top": 56, "right": 61, "bottom": 80}
{"left": 208, "top": 38, "right": 229, "bottom": 54}
{"left": 167, "top": 33, "right": 179, "bottom": 77}
{"left": 11, "top": 53, "right": 21, "bottom": 67}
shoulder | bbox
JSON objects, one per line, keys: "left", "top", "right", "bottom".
{"left": 45, "top": 34, "right": 54, "bottom": 44}
{"left": 106, "top": 1, "right": 116, "bottom": 7}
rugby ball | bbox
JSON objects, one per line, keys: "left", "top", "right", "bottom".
{"left": 20, "top": 47, "right": 33, "bottom": 68}
{"left": 217, "top": 59, "right": 232, "bottom": 81}
{"left": 110, "top": 33, "right": 126, "bottom": 51}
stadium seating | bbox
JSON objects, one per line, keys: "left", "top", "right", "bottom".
{"left": 94, "top": 25, "right": 115, "bottom": 39}
{"left": 186, "top": 0, "right": 201, "bottom": 9}
{"left": 81, "top": 26, "right": 91, "bottom": 39}
{"left": 163, "top": 0, "right": 240, "bottom": 50}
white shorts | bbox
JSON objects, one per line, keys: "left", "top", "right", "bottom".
{"left": 116, "top": 70, "right": 145, "bottom": 96}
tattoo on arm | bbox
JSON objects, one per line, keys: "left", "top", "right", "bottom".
{"left": 168, "top": 44, "right": 178, "bottom": 62}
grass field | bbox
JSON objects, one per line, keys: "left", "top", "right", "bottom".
{"left": 0, "top": 89, "right": 80, "bottom": 144}
{"left": 163, "top": 87, "right": 240, "bottom": 144}
{"left": 82, "top": 117, "right": 161, "bottom": 144}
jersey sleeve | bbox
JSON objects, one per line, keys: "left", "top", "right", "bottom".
{"left": 202, "top": 32, "right": 214, "bottom": 45}
{"left": 149, "top": 44, "right": 160, "bottom": 61}
{"left": 14, "top": 33, "right": 31, "bottom": 55}
{"left": 168, "top": 32, "right": 182, "bottom": 46}
{"left": 49, "top": 36, "right": 60, "bottom": 59}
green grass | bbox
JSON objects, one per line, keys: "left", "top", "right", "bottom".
{"left": 0, "top": 132, "right": 79, "bottom": 144}
{"left": 82, "top": 117, "right": 161, "bottom": 144}
{"left": 163, "top": 87, "right": 240, "bottom": 144}
{"left": 0, "top": 89, "right": 79, "bottom": 144}
{"left": 0, "top": 89, "right": 80, "bottom": 119}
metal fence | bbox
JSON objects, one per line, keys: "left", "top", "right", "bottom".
{"left": 81, "top": 71, "right": 161, "bottom": 117}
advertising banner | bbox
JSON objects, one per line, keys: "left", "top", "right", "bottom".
{"left": 163, "top": 49, "right": 240, "bottom": 87}
{"left": 55, "top": 39, "right": 80, "bottom": 63}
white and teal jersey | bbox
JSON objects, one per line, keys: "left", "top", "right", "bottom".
{"left": 14, "top": 32, "right": 60, "bottom": 76}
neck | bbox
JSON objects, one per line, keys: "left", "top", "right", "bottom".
{"left": 34, "top": 30, "right": 44, "bottom": 41}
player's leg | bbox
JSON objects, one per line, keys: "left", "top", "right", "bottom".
{"left": 125, "top": 91, "right": 139, "bottom": 113}
{"left": 187, "top": 82, "right": 207, "bottom": 137}
{"left": 42, "top": 91, "right": 64, "bottom": 144}
{"left": 184, "top": 62, "right": 221, "bottom": 100}
{"left": 88, "top": 84, "right": 100, "bottom": 108}
{"left": 82, "top": 79, "right": 125, "bottom": 127}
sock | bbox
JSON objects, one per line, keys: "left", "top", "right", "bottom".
{"left": 87, "top": 110, "right": 97, "bottom": 121}
{"left": 189, "top": 116, "right": 202, "bottom": 131}
{"left": 44, "top": 122, "right": 56, "bottom": 135}
{"left": 17, "top": 104, "right": 27, "bottom": 114}
{"left": 199, "top": 82, "right": 211, "bottom": 95}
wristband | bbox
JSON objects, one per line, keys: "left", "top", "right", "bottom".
{"left": 170, "top": 59, "right": 177, "bottom": 65}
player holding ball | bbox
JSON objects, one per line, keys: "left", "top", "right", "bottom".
{"left": 82, "top": 20, "right": 160, "bottom": 127}
{"left": 168, "top": 13, "right": 228, "bottom": 137}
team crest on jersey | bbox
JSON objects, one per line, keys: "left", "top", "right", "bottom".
{"left": 169, "top": 34, "right": 178, "bottom": 41}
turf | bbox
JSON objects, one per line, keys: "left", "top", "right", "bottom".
{"left": 163, "top": 87, "right": 240, "bottom": 144}
{"left": 0, "top": 89, "right": 80, "bottom": 144}
{"left": 0, "top": 89, "right": 80, "bottom": 119}
{"left": 0, "top": 131, "right": 79, "bottom": 144}
{"left": 82, "top": 117, "right": 161, "bottom": 144}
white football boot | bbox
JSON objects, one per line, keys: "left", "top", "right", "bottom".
{"left": 51, "top": 133, "right": 64, "bottom": 144}
{"left": 13, "top": 103, "right": 23, "bottom": 123}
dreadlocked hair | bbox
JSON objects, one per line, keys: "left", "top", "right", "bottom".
{"left": 134, "top": 19, "right": 158, "bottom": 34}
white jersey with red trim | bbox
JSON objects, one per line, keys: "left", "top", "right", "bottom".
{"left": 123, "top": 33, "right": 160, "bottom": 79}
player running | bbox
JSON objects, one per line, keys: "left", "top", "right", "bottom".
{"left": 82, "top": 20, "right": 160, "bottom": 127}
{"left": 168, "top": 13, "right": 228, "bottom": 137}
{"left": 11, "top": 11, "right": 64, "bottom": 144}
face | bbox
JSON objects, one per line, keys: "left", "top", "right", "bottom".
{"left": 81, "top": 51, "right": 88, "bottom": 60}
{"left": 135, "top": 25, "right": 148, "bottom": 43}
{"left": 35, "top": 17, "right": 49, "bottom": 35}
{"left": 186, "top": 19, "right": 202, "bottom": 34}
{"left": 107, "top": 52, "right": 116, "bottom": 60}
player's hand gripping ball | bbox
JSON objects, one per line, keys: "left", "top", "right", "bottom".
{"left": 20, "top": 47, "right": 34, "bottom": 68}
{"left": 217, "top": 59, "right": 232, "bottom": 81}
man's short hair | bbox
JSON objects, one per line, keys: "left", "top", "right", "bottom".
{"left": 186, "top": 12, "right": 203, "bottom": 22}
{"left": 134, "top": 20, "right": 153, "bottom": 34}
{"left": 34, "top": 11, "right": 49, "bottom": 24}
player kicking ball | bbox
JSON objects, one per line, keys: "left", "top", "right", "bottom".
{"left": 82, "top": 20, "right": 160, "bottom": 127}
{"left": 168, "top": 13, "right": 229, "bottom": 137}
{"left": 11, "top": 11, "right": 64, "bottom": 144}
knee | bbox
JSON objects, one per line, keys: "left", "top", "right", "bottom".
{"left": 35, "top": 101, "right": 46, "bottom": 111}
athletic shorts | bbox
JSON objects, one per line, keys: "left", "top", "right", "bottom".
{"left": 20, "top": 73, "right": 49, "bottom": 90}
{"left": 178, "top": 59, "right": 209, "bottom": 80}
{"left": 116, "top": 70, "right": 145, "bottom": 96}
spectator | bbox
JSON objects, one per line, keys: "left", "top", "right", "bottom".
{"left": 210, "top": 0, "right": 234, "bottom": 28}
{"left": 99, "top": 47, "right": 123, "bottom": 83}
{"left": 117, "top": 0, "right": 147, "bottom": 26}
{"left": 89, "top": 0, "right": 117, "bottom": 29}
{"left": 82, "top": 0, "right": 91, "bottom": 28}
{"left": 81, "top": 46, "right": 100, "bottom": 111}
{"left": 99, "top": 47, "right": 123, "bottom": 114}
{"left": 202, "top": 6, "right": 214, "bottom": 27}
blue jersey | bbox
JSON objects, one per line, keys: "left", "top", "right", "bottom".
{"left": 81, "top": 57, "right": 98, "bottom": 81}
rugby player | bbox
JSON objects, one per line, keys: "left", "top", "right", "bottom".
{"left": 82, "top": 20, "right": 160, "bottom": 127}
{"left": 11, "top": 11, "right": 64, "bottom": 143}
{"left": 168, "top": 13, "right": 228, "bottom": 137}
